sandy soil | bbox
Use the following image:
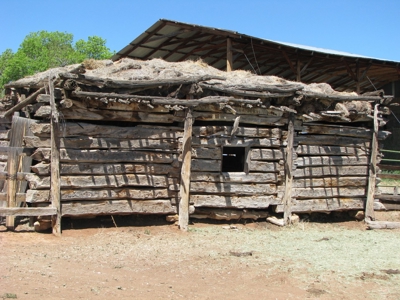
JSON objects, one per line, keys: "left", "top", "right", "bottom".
{"left": 1, "top": 212, "right": 400, "bottom": 300}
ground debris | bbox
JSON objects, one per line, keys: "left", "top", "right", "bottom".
{"left": 229, "top": 250, "right": 253, "bottom": 257}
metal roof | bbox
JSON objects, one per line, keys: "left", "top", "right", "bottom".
{"left": 112, "top": 19, "right": 400, "bottom": 93}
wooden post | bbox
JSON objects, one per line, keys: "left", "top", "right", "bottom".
{"left": 283, "top": 113, "right": 295, "bottom": 225}
{"left": 178, "top": 108, "right": 193, "bottom": 231}
{"left": 49, "top": 78, "right": 62, "bottom": 236}
{"left": 6, "top": 148, "right": 19, "bottom": 230}
{"left": 227, "top": 38, "right": 233, "bottom": 72}
{"left": 296, "top": 59, "right": 301, "bottom": 82}
{"left": 365, "top": 103, "right": 379, "bottom": 221}
{"left": 356, "top": 61, "right": 361, "bottom": 94}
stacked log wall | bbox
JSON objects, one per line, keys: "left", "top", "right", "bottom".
{"left": 276, "top": 123, "right": 379, "bottom": 213}
{"left": 25, "top": 121, "right": 183, "bottom": 216}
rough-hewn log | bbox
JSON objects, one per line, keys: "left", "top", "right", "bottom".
{"left": 283, "top": 113, "right": 295, "bottom": 225}
{"left": 190, "top": 207, "right": 269, "bottom": 220}
{"left": 191, "top": 159, "right": 221, "bottom": 172}
{"left": 297, "top": 90, "right": 384, "bottom": 102}
{"left": 296, "top": 145, "right": 369, "bottom": 156}
{"left": 0, "top": 172, "right": 30, "bottom": 181}
{"left": 3, "top": 87, "right": 46, "bottom": 117}
{"left": 192, "top": 137, "right": 281, "bottom": 147}
{"left": 365, "top": 103, "right": 379, "bottom": 221}
{"left": 191, "top": 147, "right": 221, "bottom": 159}
{"left": 293, "top": 176, "right": 368, "bottom": 188}
{"left": 295, "top": 156, "right": 369, "bottom": 167}
{"left": 249, "top": 149, "right": 287, "bottom": 161}
{"left": 191, "top": 194, "right": 281, "bottom": 208}
{"left": 293, "top": 165, "right": 368, "bottom": 178}
{"left": 293, "top": 187, "right": 366, "bottom": 199}
{"left": 24, "top": 136, "right": 179, "bottom": 150}
{"left": 193, "top": 126, "right": 282, "bottom": 138}
{"left": 0, "top": 207, "right": 56, "bottom": 217}
{"left": 26, "top": 174, "right": 170, "bottom": 189}
{"left": 59, "top": 72, "right": 225, "bottom": 89}
{"left": 190, "top": 172, "right": 280, "bottom": 183}
{"left": 61, "top": 199, "right": 177, "bottom": 216}
{"left": 30, "top": 122, "right": 183, "bottom": 139}
{"left": 31, "top": 148, "right": 177, "bottom": 163}
{"left": 190, "top": 182, "right": 276, "bottom": 195}
{"left": 26, "top": 188, "right": 176, "bottom": 202}
{"left": 199, "top": 83, "right": 294, "bottom": 98}
{"left": 31, "top": 161, "right": 179, "bottom": 176}
{"left": 179, "top": 109, "right": 193, "bottom": 231}
{"left": 365, "top": 220, "right": 400, "bottom": 229}
{"left": 248, "top": 161, "right": 284, "bottom": 173}
{"left": 295, "top": 135, "right": 370, "bottom": 148}
{"left": 0, "top": 192, "right": 26, "bottom": 202}
{"left": 301, "top": 124, "right": 390, "bottom": 140}
{"left": 58, "top": 107, "right": 178, "bottom": 123}
{"left": 275, "top": 198, "right": 365, "bottom": 213}
{"left": 187, "top": 111, "right": 284, "bottom": 126}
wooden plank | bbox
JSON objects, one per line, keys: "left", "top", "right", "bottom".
{"left": 293, "top": 176, "right": 368, "bottom": 188}
{"left": 296, "top": 156, "right": 369, "bottom": 167}
{"left": 366, "top": 220, "right": 400, "bottom": 229}
{"left": 191, "top": 194, "right": 281, "bottom": 208}
{"left": 192, "top": 137, "right": 281, "bottom": 147}
{"left": 31, "top": 148, "right": 177, "bottom": 163}
{"left": 49, "top": 78, "right": 62, "bottom": 235}
{"left": 26, "top": 174, "right": 169, "bottom": 189}
{"left": 378, "top": 174, "right": 400, "bottom": 180}
{"left": 58, "top": 107, "right": 178, "bottom": 123}
{"left": 301, "top": 124, "right": 372, "bottom": 138}
{"left": 191, "top": 147, "right": 221, "bottom": 159}
{"left": 6, "top": 148, "right": 19, "bottom": 229}
{"left": 0, "top": 172, "right": 31, "bottom": 181}
{"left": 249, "top": 161, "right": 284, "bottom": 173}
{"left": 191, "top": 208, "right": 269, "bottom": 220}
{"left": 0, "top": 207, "right": 56, "bottom": 217}
{"left": 227, "top": 38, "right": 233, "bottom": 72}
{"left": 26, "top": 188, "right": 176, "bottom": 202}
{"left": 24, "top": 136, "right": 180, "bottom": 150}
{"left": 30, "top": 122, "right": 184, "bottom": 139}
{"left": 189, "top": 111, "right": 284, "bottom": 126}
{"left": 296, "top": 145, "right": 369, "bottom": 156}
{"left": 275, "top": 198, "right": 365, "bottom": 213}
{"left": 191, "top": 159, "right": 221, "bottom": 172}
{"left": 295, "top": 135, "right": 370, "bottom": 148}
{"left": 293, "top": 165, "right": 368, "bottom": 178}
{"left": 192, "top": 126, "right": 281, "bottom": 138}
{"left": 31, "top": 162, "right": 179, "bottom": 176}
{"left": 190, "top": 182, "right": 277, "bottom": 195}
{"left": 190, "top": 172, "right": 281, "bottom": 183}
{"left": 365, "top": 104, "right": 379, "bottom": 221}
{"left": 61, "top": 200, "right": 177, "bottom": 216}
{"left": 283, "top": 113, "right": 295, "bottom": 225}
{"left": 293, "top": 187, "right": 366, "bottom": 199}
{"left": 250, "top": 148, "right": 285, "bottom": 161}
{"left": 378, "top": 164, "right": 400, "bottom": 171}
{"left": 375, "top": 195, "right": 400, "bottom": 202}
{"left": 179, "top": 109, "right": 193, "bottom": 231}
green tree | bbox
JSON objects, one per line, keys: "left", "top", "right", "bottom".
{"left": 0, "top": 31, "right": 114, "bottom": 92}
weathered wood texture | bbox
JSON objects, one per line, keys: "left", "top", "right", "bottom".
{"left": 275, "top": 198, "right": 365, "bottom": 213}
{"left": 0, "top": 207, "right": 56, "bottom": 216}
{"left": 61, "top": 200, "right": 177, "bottom": 216}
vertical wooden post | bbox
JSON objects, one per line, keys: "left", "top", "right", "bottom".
{"left": 296, "top": 59, "right": 301, "bottom": 82}
{"left": 356, "top": 61, "right": 361, "bottom": 94}
{"left": 365, "top": 103, "right": 379, "bottom": 221}
{"left": 283, "top": 113, "right": 295, "bottom": 225}
{"left": 227, "top": 38, "right": 233, "bottom": 72}
{"left": 179, "top": 108, "right": 193, "bottom": 231}
{"left": 6, "top": 148, "right": 19, "bottom": 230}
{"left": 49, "top": 78, "right": 62, "bottom": 236}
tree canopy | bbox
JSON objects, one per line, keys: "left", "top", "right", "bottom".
{"left": 0, "top": 31, "right": 114, "bottom": 91}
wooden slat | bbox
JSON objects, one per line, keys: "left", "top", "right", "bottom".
{"left": 191, "top": 194, "right": 281, "bottom": 208}
{"left": 0, "top": 207, "right": 56, "bottom": 216}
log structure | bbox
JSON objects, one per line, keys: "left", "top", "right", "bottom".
{"left": 0, "top": 58, "right": 393, "bottom": 233}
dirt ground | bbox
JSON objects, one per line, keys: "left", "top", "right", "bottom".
{"left": 1, "top": 212, "right": 400, "bottom": 300}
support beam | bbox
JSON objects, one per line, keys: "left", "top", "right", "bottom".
{"left": 179, "top": 108, "right": 193, "bottom": 231}
{"left": 49, "top": 78, "right": 62, "bottom": 236}
{"left": 6, "top": 148, "right": 19, "bottom": 230}
{"left": 227, "top": 38, "right": 233, "bottom": 72}
{"left": 365, "top": 103, "right": 379, "bottom": 221}
{"left": 283, "top": 113, "right": 295, "bottom": 225}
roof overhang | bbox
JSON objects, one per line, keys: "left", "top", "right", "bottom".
{"left": 112, "top": 19, "right": 400, "bottom": 93}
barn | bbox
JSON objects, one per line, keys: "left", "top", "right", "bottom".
{"left": 0, "top": 20, "right": 397, "bottom": 234}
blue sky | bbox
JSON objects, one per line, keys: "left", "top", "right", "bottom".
{"left": 1, "top": 0, "right": 400, "bottom": 62}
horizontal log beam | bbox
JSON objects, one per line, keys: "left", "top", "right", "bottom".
{"left": 190, "top": 172, "right": 281, "bottom": 183}
{"left": 296, "top": 145, "right": 369, "bottom": 156}
{"left": 191, "top": 194, "right": 281, "bottom": 208}
{"left": 293, "top": 165, "right": 368, "bottom": 178}
{"left": 295, "top": 156, "right": 369, "bottom": 167}
{"left": 275, "top": 198, "right": 365, "bottom": 213}
{"left": 193, "top": 126, "right": 282, "bottom": 138}
{"left": 0, "top": 207, "right": 56, "bottom": 216}
{"left": 190, "top": 182, "right": 277, "bottom": 195}
{"left": 61, "top": 200, "right": 177, "bottom": 216}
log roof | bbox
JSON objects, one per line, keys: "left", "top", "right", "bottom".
{"left": 112, "top": 19, "right": 400, "bottom": 94}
